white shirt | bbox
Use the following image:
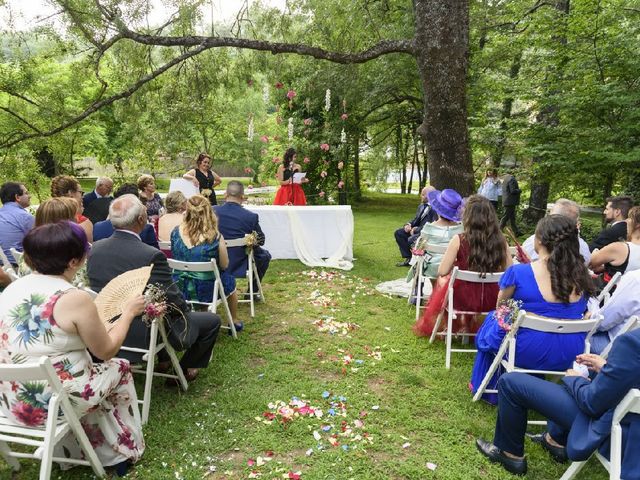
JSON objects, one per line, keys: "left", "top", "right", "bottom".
{"left": 522, "top": 234, "right": 591, "bottom": 265}
{"left": 594, "top": 270, "right": 640, "bottom": 341}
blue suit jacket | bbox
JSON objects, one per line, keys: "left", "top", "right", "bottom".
{"left": 564, "top": 329, "right": 640, "bottom": 479}
{"left": 410, "top": 203, "right": 438, "bottom": 234}
{"left": 93, "top": 220, "right": 159, "bottom": 249}
{"left": 82, "top": 190, "right": 98, "bottom": 208}
{"left": 214, "top": 202, "right": 265, "bottom": 278}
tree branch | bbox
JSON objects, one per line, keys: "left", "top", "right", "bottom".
{"left": 0, "top": 107, "right": 42, "bottom": 133}
{"left": 0, "top": 44, "right": 212, "bottom": 149}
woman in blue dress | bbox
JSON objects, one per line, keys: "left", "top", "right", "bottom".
{"left": 470, "top": 215, "right": 596, "bottom": 404}
{"left": 170, "top": 194, "right": 242, "bottom": 331}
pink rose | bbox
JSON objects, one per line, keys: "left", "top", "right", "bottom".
{"left": 303, "top": 157, "right": 310, "bottom": 164}
{"left": 320, "top": 171, "right": 327, "bottom": 178}
{"left": 338, "top": 180, "right": 344, "bottom": 189}
{"left": 319, "top": 191, "right": 325, "bottom": 198}
{"left": 260, "top": 135, "right": 269, "bottom": 143}
{"left": 320, "top": 143, "right": 330, "bottom": 151}
{"left": 341, "top": 113, "right": 348, "bottom": 120}
{"left": 286, "top": 90, "right": 296, "bottom": 99}
{"left": 304, "top": 118, "right": 312, "bottom": 126}
{"left": 275, "top": 82, "right": 284, "bottom": 89}
{"left": 337, "top": 161, "right": 344, "bottom": 170}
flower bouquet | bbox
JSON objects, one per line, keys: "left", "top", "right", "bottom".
{"left": 200, "top": 188, "right": 212, "bottom": 198}
{"left": 495, "top": 299, "right": 523, "bottom": 332}
{"left": 141, "top": 283, "right": 167, "bottom": 327}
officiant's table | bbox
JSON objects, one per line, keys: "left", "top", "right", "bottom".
{"left": 245, "top": 205, "right": 354, "bottom": 269}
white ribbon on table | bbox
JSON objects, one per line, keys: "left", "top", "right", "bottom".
{"left": 286, "top": 209, "right": 353, "bottom": 270}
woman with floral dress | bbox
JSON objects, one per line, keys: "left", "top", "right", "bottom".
{"left": 0, "top": 221, "right": 146, "bottom": 474}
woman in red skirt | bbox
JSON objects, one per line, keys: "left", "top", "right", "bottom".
{"left": 273, "top": 148, "right": 309, "bottom": 205}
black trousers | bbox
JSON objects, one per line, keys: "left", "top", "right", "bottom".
{"left": 500, "top": 205, "right": 520, "bottom": 235}
{"left": 167, "top": 311, "right": 221, "bottom": 369}
{"left": 394, "top": 228, "right": 420, "bottom": 259}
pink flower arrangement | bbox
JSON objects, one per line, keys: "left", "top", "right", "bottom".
{"left": 275, "top": 81, "right": 284, "bottom": 89}
{"left": 260, "top": 135, "right": 269, "bottom": 143}
{"left": 338, "top": 180, "right": 344, "bottom": 189}
{"left": 337, "top": 161, "right": 344, "bottom": 170}
{"left": 286, "top": 90, "right": 296, "bottom": 99}
{"left": 304, "top": 118, "right": 312, "bottom": 126}
{"left": 303, "top": 156, "right": 310, "bottom": 164}
{"left": 320, "top": 143, "right": 330, "bottom": 151}
{"left": 341, "top": 113, "right": 349, "bottom": 121}
{"left": 495, "top": 299, "right": 523, "bottom": 332}
{"left": 319, "top": 191, "right": 325, "bottom": 198}
{"left": 320, "top": 171, "right": 327, "bottom": 178}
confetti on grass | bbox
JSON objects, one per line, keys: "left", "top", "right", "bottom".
{"left": 313, "top": 317, "right": 359, "bottom": 336}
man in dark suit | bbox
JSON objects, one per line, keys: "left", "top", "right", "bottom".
{"left": 589, "top": 195, "right": 633, "bottom": 252}
{"left": 394, "top": 186, "right": 437, "bottom": 266}
{"left": 87, "top": 194, "right": 220, "bottom": 382}
{"left": 214, "top": 181, "right": 271, "bottom": 295}
{"left": 499, "top": 171, "right": 522, "bottom": 236}
{"left": 92, "top": 183, "right": 159, "bottom": 249}
{"left": 476, "top": 329, "right": 640, "bottom": 477}
{"left": 82, "top": 176, "right": 113, "bottom": 209}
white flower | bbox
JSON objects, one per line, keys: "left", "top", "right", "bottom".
{"left": 341, "top": 128, "right": 346, "bottom": 143}
{"left": 288, "top": 117, "right": 294, "bottom": 140}
{"left": 325, "top": 89, "right": 331, "bottom": 111}
{"left": 262, "top": 85, "right": 270, "bottom": 104}
{"left": 247, "top": 116, "right": 254, "bottom": 141}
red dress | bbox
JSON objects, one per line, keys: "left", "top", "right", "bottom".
{"left": 273, "top": 180, "right": 307, "bottom": 206}
{"left": 414, "top": 234, "right": 501, "bottom": 337}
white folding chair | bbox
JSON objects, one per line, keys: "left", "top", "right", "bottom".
{"left": 560, "top": 388, "right": 640, "bottom": 480}
{"left": 0, "top": 357, "right": 106, "bottom": 479}
{"left": 117, "top": 319, "right": 188, "bottom": 424}
{"left": 167, "top": 258, "right": 237, "bottom": 339}
{"left": 9, "top": 248, "right": 23, "bottom": 266}
{"left": 0, "top": 247, "right": 18, "bottom": 282}
{"left": 473, "top": 310, "right": 603, "bottom": 405}
{"left": 600, "top": 316, "right": 640, "bottom": 360}
{"left": 225, "top": 236, "right": 265, "bottom": 318}
{"left": 597, "top": 271, "right": 622, "bottom": 306}
{"left": 158, "top": 241, "right": 171, "bottom": 250}
{"left": 429, "top": 267, "right": 504, "bottom": 369}
{"left": 411, "top": 242, "right": 448, "bottom": 321}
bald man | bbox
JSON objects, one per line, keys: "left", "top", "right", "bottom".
{"left": 394, "top": 186, "right": 438, "bottom": 267}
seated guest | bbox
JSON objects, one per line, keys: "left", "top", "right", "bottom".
{"left": 522, "top": 198, "right": 591, "bottom": 265}
{"left": 158, "top": 191, "right": 187, "bottom": 242}
{"left": 589, "top": 206, "right": 640, "bottom": 279}
{"left": 51, "top": 175, "right": 93, "bottom": 242}
{"left": 93, "top": 183, "right": 159, "bottom": 249}
{"left": 83, "top": 197, "right": 113, "bottom": 225}
{"left": 411, "top": 188, "right": 464, "bottom": 279}
{"left": 88, "top": 194, "right": 221, "bottom": 382}
{"left": 137, "top": 174, "right": 163, "bottom": 219}
{"left": 476, "top": 329, "right": 640, "bottom": 477}
{"left": 470, "top": 215, "right": 595, "bottom": 404}
{"left": 589, "top": 268, "right": 640, "bottom": 354}
{"left": 171, "top": 195, "right": 243, "bottom": 332}
{"left": 415, "top": 195, "right": 511, "bottom": 337}
{"left": 35, "top": 197, "right": 78, "bottom": 226}
{"left": 214, "top": 181, "right": 271, "bottom": 296}
{"left": 82, "top": 176, "right": 113, "bottom": 208}
{"left": 0, "top": 222, "right": 145, "bottom": 472}
{"left": 394, "top": 186, "right": 438, "bottom": 267}
{"left": 589, "top": 195, "right": 633, "bottom": 252}
{"left": 0, "top": 181, "right": 34, "bottom": 264}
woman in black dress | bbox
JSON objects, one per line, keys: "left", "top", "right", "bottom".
{"left": 184, "top": 153, "right": 222, "bottom": 205}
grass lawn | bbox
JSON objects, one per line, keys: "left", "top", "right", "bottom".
{"left": 0, "top": 193, "right": 608, "bottom": 480}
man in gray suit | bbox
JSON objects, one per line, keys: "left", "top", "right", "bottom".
{"left": 87, "top": 194, "right": 220, "bottom": 382}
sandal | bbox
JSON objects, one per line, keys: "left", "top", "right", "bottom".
{"left": 228, "top": 322, "right": 244, "bottom": 335}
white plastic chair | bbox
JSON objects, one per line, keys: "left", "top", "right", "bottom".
{"left": 167, "top": 258, "right": 237, "bottom": 339}
{"left": 472, "top": 310, "right": 603, "bottom": 405}
{"left": 600, "top": 316, "right": 640, "bottom": 360}
{"left": 8, "top": 248, "right": 23, "bottom": 274}
{"left": 0, "top": 247, "right": 18, "bottom": 281}
{"left": 117, "top": 319, "right": 188, "bottom": 424}
{"left": 429, "top": 267, "right": 504, "bottom": 369}
{"left": 225, "top": 236, "right": 265, "bottom": 318}
{"left": 560, "top": 388, "right": 640, "bottom": 480}
{"left": 597, "top": 271, "right": 622, "bottom": 307}
{"left": 158, "top": 241, "right": 171, "bottom": 251}
{"left": 0, "top": 357, "right": 106, "bottom": 479}
{"left": 411, "top": 242, "right": 448, "bottom": 321}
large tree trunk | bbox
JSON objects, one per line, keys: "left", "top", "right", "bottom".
{"left": 414, "top": 0, "right": 474, "bottom": 195}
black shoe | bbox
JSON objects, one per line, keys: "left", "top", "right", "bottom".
{"left": 243, "top": 292, "right": 262, "bottom": 301}
{"left": 527, "top": 433, "right": 568, "bottom": 463}
{"left": 396, "top": 259, "right": 411, "bottom": 267}
{"left": 476, "top": 438, "right": 527, "bottom": 476}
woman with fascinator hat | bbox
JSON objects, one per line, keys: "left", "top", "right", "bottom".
{"left": 411, "top": 189, "right": 464, "bottom": 280}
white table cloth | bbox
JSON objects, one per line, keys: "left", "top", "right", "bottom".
{"left": 245, "top": 205, "right": 354, "bottom": 270}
